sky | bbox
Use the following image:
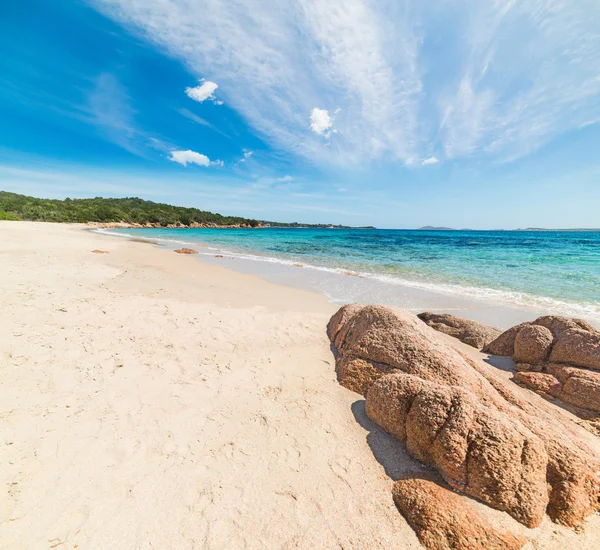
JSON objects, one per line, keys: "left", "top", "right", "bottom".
{"left": 1, "top": 0, "right": 600, "bottom": 229}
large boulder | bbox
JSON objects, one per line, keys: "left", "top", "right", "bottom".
{"left": 417, "top": 312, "right": 501, "bottom": 349}
{"left": 334, "top": 354, "right": 395, "bottom": 396}
{"left": 333, "top": 305, "right": 496, "bottom": 406}
{"left": 366, "top": 373, "right": 549, "bottom": 527}
{"left": 329, "top": 304, "right": 600, "bottom": 527}
{"left": 327, "top": 303, "right": 363, "bottom": 350}
{"left": 392, "top": 477, "right": 526, "bottom": 550}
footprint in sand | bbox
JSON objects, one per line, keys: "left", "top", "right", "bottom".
{"left": 276, "top": 447, "right": 302, "bottom": 472}
{"left": 328, "top": 456, "right": 354, "bottom": 487}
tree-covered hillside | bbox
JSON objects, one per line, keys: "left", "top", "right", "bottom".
{"left": 0, "top": 191, "right": 260, "bottom": 227}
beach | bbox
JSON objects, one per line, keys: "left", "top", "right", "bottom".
{"left": 2, "top": 222, "right": 600, "bottom": 549}
{"left": 1, "top": 222, "right": 419, "bottom": 548}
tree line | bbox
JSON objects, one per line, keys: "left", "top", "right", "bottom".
{"left": 0, "top": 191, "right": 261, "bottom": 227}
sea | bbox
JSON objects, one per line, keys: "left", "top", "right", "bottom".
{"left": 102, "top": 227, "right": 600, "bottom": 327}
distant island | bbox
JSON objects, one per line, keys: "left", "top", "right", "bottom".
{"left": 0, "top": 191, "right": 371, "bottom": 229}
{"left": 418, "top": 226, "right": 456, "bottom": 231}
{"left": 520, "top": 227, "right": 600, "bottom": 232}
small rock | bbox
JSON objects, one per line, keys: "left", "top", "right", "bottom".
{"left": 515, "top": 362, "right": 543, "bottom": 373}
{"left": 483, "top": 323, "right": 529, "bottom": 356}
{"left": 514, "top": 372, "right": 562, "bottom": 395}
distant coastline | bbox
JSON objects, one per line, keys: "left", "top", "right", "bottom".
{"left": 0, "top": 190, "right": 371, "bottom": 230}
{"left": 2, "top": 191, "right": 597, "bottom": 232}
{"left": 418, "top": 225, "right": 600, "bottom": 232}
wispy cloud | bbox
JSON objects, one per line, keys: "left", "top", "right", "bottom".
{"left": 437, "top": 0, "right": 600, "bottom": 161}
{"left": 92, "top": 0, "right": 600, "bottom": 165}
{"left": 177, "top": 107, "right": 230, "bottom": 138}
{"left": 169, "top": 149, "right": 223, "bottom": 167}
{"left": 421, "top": 157, "right": 438, "bottom": 166}
{"left": 91, "top": 0, "right": 422, "bottom": 166}
{"left": 250, "top": 174, "right": 295, "bottom": 188}
{"left": 87, "top": 73, "right": 142, "bottom": 155}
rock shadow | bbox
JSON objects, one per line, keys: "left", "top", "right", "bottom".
{"left": 484, "top": 354, "right": 515, "bottom": 373}
{"left": 351, "top": 399, "right": 430, "bottom": 481}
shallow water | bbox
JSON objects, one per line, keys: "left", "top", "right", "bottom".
{"left": 105, "top": 227, "right": 600, "bottom": 322}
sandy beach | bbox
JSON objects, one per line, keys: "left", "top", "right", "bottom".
{"left": 2, "top": 222, "right": 600, "bottom": 549}
{"left": 1, "top": 222, "right": 421, "bottom": 549}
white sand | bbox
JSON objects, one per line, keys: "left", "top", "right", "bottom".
{"left": 2, "top": 222, "right": 599, "bottom": 549}
{"left": 0, "top": 222, "right": 421, "bottom": 549}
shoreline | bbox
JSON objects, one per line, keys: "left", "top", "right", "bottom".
{"left": 96, "top": 226, "right": 600, "bottom": 330}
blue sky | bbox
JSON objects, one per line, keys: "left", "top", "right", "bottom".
{"left": 1, "top": 0, "right": 600, "bottom": 228}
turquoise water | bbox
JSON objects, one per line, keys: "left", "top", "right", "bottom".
{"left": 107, "top": 228, "right": 600, "bottom": 319}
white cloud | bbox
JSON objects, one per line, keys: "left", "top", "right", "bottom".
{"left": 421, "top": 157, "right": 439, "bottom": 166}
{"left": 169, "top": 150, "right": 222, "bottom": 167}
{"left": 310, "top": 108, "right": 333, "bottom": 137}
{"left": 92, "top": 0, "right": 600, "bottom": 165}
{"left": 238, "top": 150, "right": 253, "bottom": 163}
{"left": 278, "top": 175, "right": 293, "bottom": 182}
{"left": 185, "top": 80, "right": 221, "bottom": 104}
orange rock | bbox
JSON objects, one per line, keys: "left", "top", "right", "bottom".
{"left": 486, "top": 315, "right": 600, "bottom": 371}
{"left": 328, "top": 304, "right": 600, "bottom": 527}
{"left": 367, "top": 373, "right": 549, "bottom": 527}
{"left": 514, "top": 372, "right": 562, "bottom": 395}
{"left": 517, "top": 364, "right": 600, "bottom": 413}
{"left": 393, "top": 476, "right": 527, "bottom": 550}
{"left": 514, "top": 324, "right": 553, "bottom": 364}
{"left": 418, "top": 312, "right": 501, "bottom": 349}
{"left": 483, "top": 323, "right": 529, "bottom": 356}
{"left": 174, "top": 248, "right": 198, "bottom": 255}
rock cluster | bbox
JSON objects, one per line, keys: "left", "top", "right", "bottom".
{"left": 328, "top": 304, "right": 600, "bottom": 543}
{"left": 484, "top": 316, "right": 600, "bottom": 413}
{"left": 89, "top": 221, "right": 261, "bottom": 229}
{"left": 417, "top": 312, "right": 501, "bottom": 349}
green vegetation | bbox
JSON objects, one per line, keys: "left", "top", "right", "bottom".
{"left": 0, "top": 209, "right": 20, "bottom": 221}
{"left": 0, "top": 191, "right": 260, "bottom": 227}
